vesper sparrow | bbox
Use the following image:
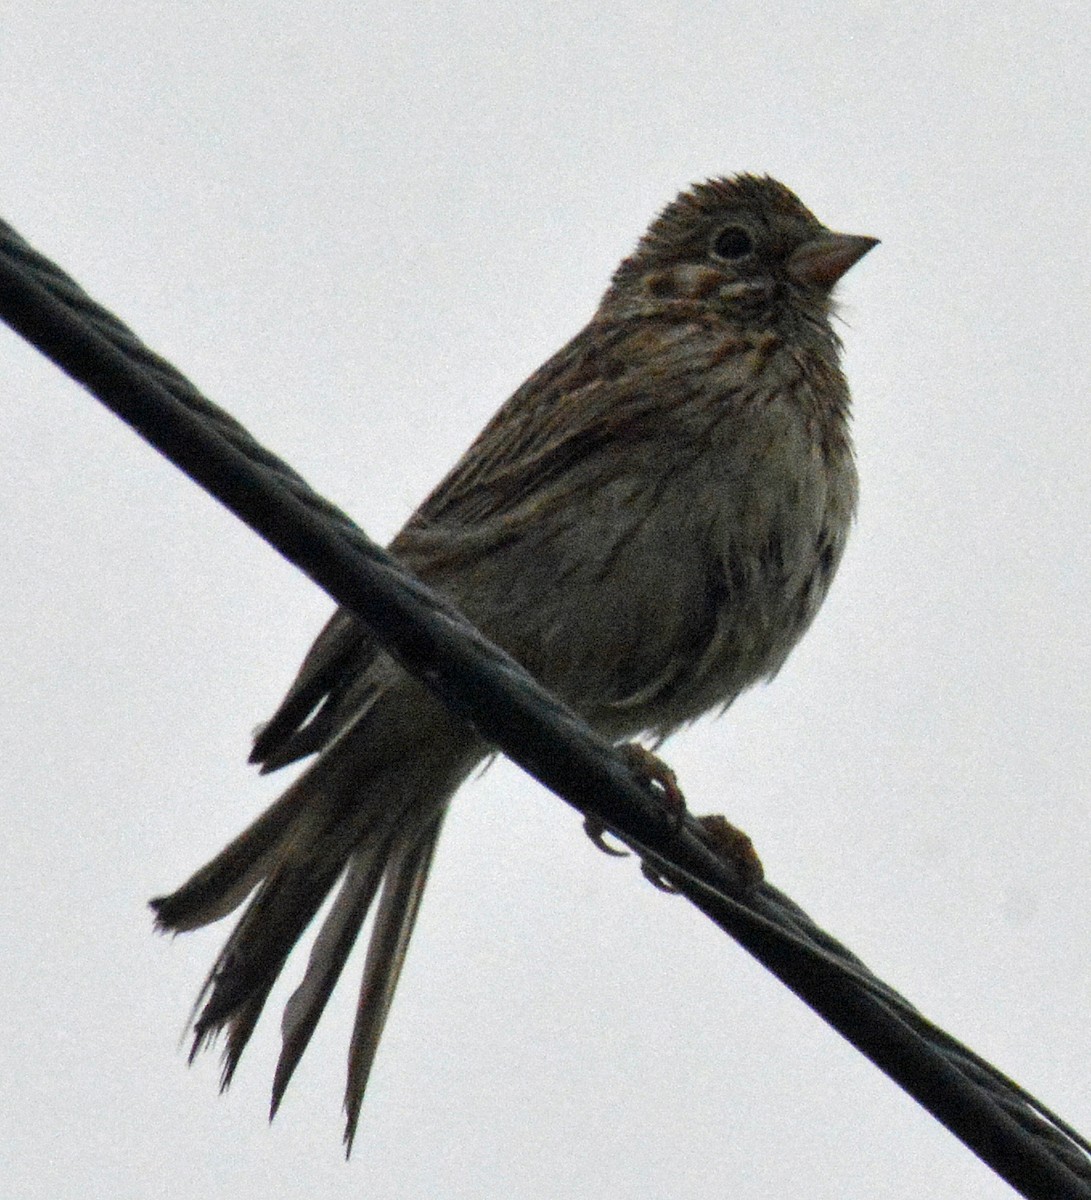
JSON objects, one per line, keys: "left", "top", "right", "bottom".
{"left": 152, "top": 174, "right": 877, "bottom": 1148}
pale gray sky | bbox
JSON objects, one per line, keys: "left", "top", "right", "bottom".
{"left": 2, "top": 3, "right": 1089, "bottom": 1197}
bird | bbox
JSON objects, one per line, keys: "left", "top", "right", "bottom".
{"left": 151, "top": 173, "right": 877, "bottom": 1150}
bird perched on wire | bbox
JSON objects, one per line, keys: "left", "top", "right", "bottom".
{"left": 152, "top": 173, "right": 877, "bottom": 1150}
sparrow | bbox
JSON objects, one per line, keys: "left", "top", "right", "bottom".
{"left": 152, "top": 174, "right": 877, "bottom": 1149}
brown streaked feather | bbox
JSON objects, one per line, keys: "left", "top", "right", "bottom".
{"left": 251, "top": 322, "right": 678, "bottom": 773}
{"left": 400, "top": 318, "right": 708, "bottom": 532}
{"left": 249, "top": 318, "right": 722, "bottom": 777}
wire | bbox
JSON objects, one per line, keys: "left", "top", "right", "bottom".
{"left": 2, "top": 215, "right": 1089, "bottom": 1199}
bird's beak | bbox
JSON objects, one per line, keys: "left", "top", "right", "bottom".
{"left": 787, "top": 232, "right": 879, "bottom": 288}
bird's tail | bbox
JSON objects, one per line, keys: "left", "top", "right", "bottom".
{"left": 151, "top": 706, "right": 477, "bottom": 1152}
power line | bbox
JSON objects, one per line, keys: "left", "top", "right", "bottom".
{"left": 2, "top": 215, "right": 1088, "bottom": 1199}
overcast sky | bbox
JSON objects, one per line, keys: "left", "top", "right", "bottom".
{"left": 2, "top": 3, "right": 1089, "bottom": 1197}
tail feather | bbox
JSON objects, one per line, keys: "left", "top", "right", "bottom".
{"left": 153, "top": 695, "right": 479, "bottom": 1142}
{"left": 150, "top": 766, "right": 335, "bottom": 933}
{"left": 210, "top": 984, "right": 273, "bottom": 1091}
{"left": 270, "top": 839, "right": 396, "bottom": 1116}
{"left": 186, "top": 782, "right": 410, "bottom": 1050}
{"left": 189, "top": 858, "right": 346, "bottom": 1042}
{"left": 343, "top": 814, "right": 445, "bottom": 1153}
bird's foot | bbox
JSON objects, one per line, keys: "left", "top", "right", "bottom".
{"left": 695, "top": 813, "right": 764, "bottom": 889}
{"left": 584, "top": 743, "right": 689, "bottom": 889}
{"left": 619, "top": 743, "right": 687, "bottom": 824}
{"left": 583, "top": 744, "right": 762, "bottom": 892}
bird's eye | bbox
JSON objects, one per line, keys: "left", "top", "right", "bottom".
{"left": 711, "top": 225, "right": 754, "bottom": 260}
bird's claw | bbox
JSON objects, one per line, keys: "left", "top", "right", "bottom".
{"left": 583, "top": 743, "right": 684, "bottom": 858}
{"left": 640, "top": 860, "right": 680, "bottom": 893}
{"left": 583, "top": 815, "right": 630, "bottom": 857}
{"left": 619, "top": 743, "right": 687, "bottom": 829}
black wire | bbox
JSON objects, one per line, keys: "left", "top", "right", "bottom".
{"left": 2, "top": 216, "right": 1089, "bottom": 1199}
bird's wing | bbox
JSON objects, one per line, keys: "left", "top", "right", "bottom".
{"left": 251, "top": 316, "right": 699, "bottom": 771}
{"left": 402, "top": 318, "right": 686, "bottom": 530}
